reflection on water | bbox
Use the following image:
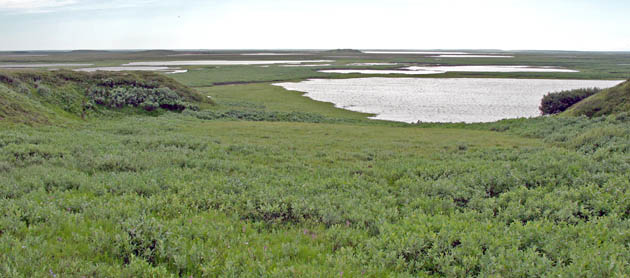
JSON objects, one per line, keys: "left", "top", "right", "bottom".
{"left": 274, "top": 78, "right": 623, "bottom": 123}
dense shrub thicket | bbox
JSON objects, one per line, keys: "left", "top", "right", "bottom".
{"left": 539, "top": 87, "right": 601, "bottom": 115}
{"left": 2, "top": 113, "right": 630, "bottom": 276}
{"left": 88, "top": 86, "right": 198, "bottom": 112}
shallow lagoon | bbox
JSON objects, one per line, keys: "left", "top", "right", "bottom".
{"left": 320, "top": 69, "right": 443, "bottom": 75}
{"left": 405, "top": 65, "right": 578, "bottom": 73}
{"left": 274, "top": 78, "right": 624, "bottom": 123}
{"left": 0, "top": 63, "right": 93, "bottom": 68}
{"left": 319, "top": 65, "right": 577, "bottom": 75}
{"left": 241, "top": 53, "right": 309, "bottom": 56}
{"left": 76, "top": 66, "right": 171, "bottom": 72}
{"left": 280, "top": 64, "right": 332, "bottom": 67}
{"left": 75, "top": 66, "right": 187, "bottom": 74}
{"left": 362, "top": 51, "right": 470, "bottom": 55}
{"left": 124, "top": 60, "right": 333, "bottom": 66}
{"left": 432, "top": 55, "right": 514, "bottom": 58}
{"left": 347, "top": 63, "right": 398, "bottom": 66}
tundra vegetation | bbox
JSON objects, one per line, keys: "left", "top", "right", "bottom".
{"left": 1, "top": 50, "right": 630, "bottom": 277}
{"left": 539, "top": 87, "right": 602, "bottom": 115}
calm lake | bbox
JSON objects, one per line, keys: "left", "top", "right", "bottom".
{"left": 0, "top": 63, "right": 93, "bottom": 68}
{"left": 362, "top": 51, "right": 470, "bottom": 55}
{"left": 75, "top": 66, "right": 187, "bottom": 74}
{"left": 274, "top": 78, "right": 624, "bottom": 123}
{"left": 124, "top": 60, "right": 333, "bottom": 66}
{"left": 431, "top": 55, "right": 514, "bottom": 58}
{"left": 319, "top": 65, "right": 576, "bottom": 75}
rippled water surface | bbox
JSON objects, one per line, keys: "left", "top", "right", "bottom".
{"left": 274, "top": 78, "right": 624, "bottom": 123}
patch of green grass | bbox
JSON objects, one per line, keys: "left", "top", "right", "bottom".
{"left": 0, "top": 84, "right": 53, "bottom": 125}
{"left": 564, "top": 80, "right": 630, "bottom": 117}
{"left": 197, "top": 83, "right": 376, "bottom": 121}
{"left": 171, "top": 65, "right": 333, "bottom": 87}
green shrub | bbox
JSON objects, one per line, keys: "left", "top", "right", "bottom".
{"left": 0, "top": 72, "right": 17, "bottom": 85}
{"left": 35, "top": 83, "right": 51, "bottom": 97}
{"left": 0, "top": 73, "right": 32, "bottom": 95}
{"left": 87, "top": 86, "right": 197, "bottom": 112}
{"left": 140, "top": 101, "right": 159, "bottom": 111}
{"left": 539, "top": 87, "right": 601, "bottom": 115}
{"left": 118, "top": 216, "right": 170, "bottom": 266}
{"left": 15, "top": 83, "right": 30, "bottom": 95}
{"left": 486, "top": 112, "right": 630, "bottom": 156}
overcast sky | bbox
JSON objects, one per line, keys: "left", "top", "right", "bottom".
{"left": 1, "top": 0, "right": 629, "bottom": 51}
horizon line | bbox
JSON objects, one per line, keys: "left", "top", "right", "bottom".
{"left": 2, "top": 48, "right": 630, "bottom": 53}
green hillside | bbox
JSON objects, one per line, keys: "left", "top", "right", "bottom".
{"left": 564, "top": 80, "right": 630, "bottom": 117}
{"left": 0, "top": 70, "right": 208, "bottom": 125}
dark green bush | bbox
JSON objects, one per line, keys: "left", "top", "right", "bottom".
{"left": 0, "top": 73, "right": 31, "bottom": 95}
{"left": 119, "top": 216, "right": 170, "bottom": 266}
{"left": 87, "top": 86, "right": 198, "bottom": 112}
{"left": 16, "top": 83, "right": 31, "bottom": 95}
{"left": 539, "top": 87, "right": 601, "bottom": 115}
{"left": 0, "top": 72, "right": 17, "bottom": 85}
{"left": 35, "top": 83, "right": 51, "bottom": 97}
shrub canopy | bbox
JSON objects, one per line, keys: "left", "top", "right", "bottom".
{"left": 539, "top": 87, "right": 601, "bottom": 115}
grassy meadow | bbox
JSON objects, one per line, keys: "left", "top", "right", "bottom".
{"left": 1, "top": 50, "right": 630, "bottom": 277}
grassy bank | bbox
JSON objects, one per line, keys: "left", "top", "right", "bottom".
{"left": 0, "top": 70, "right": 208, "bottom": 125}
{"left": 564, "top": 80, "right": 630, "bottom": 117}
